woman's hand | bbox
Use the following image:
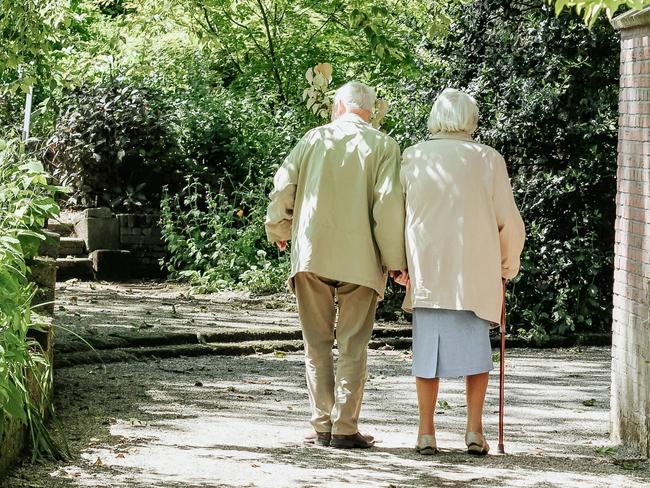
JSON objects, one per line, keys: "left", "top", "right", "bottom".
{"left": 390, "top": 269, "right": 410, "bottom": 287}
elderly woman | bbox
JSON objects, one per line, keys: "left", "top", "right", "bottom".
{"left": 399, "top": 88, "right": 525, "bottom": 456}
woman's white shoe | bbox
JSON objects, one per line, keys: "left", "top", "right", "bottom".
{"left": 415, "top": 434, "right": 438, "bottom": 455}
{"left": 465, "top": 432, "right": 490, "bottom": 456}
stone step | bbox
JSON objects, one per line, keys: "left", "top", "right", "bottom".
{"left": 55, "top": 325, "right": 414, "bottom": 354}
{"left": 53, "top": 336, "right": 417, "bottom": 368}
{"left": 47, "top": 219, "right": 75, "bottom": 237}
{"left": 59, "top": 237, "right": 86, "bottom": 257}
{"left": 56, "top": 257, "right": 94, "bottom": 281}
{"left": 90, "top": 249, "right": 134, "bottom": 280}
{"left": 54, "top": 340, "right": 306, "bottom": 368}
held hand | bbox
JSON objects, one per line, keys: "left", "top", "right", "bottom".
{"left": 389, "top": 269, "right": 409, "bottom": 287}
{"left": 276, "top": 240, "right": 287, "bottom": 251}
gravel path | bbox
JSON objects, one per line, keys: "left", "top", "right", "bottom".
{"left": 3, "top": 345, "right": 649, "bottom": 487}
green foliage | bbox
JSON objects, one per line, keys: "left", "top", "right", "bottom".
{"left": 7, "top": 0, "right": 625, "bottom": 338}
{"left": 131, "top": 0, "right": 427, "bottom": 102}
{"left": 435, "top": 0, "right": 619, "bottom": 339}
{"left": 552, "top": 0, "right": 650, "bottom": 26}
{"left": 0, "top": 0, "right": 79, "bottom": 94}
{"left": 160, "top": 178, "right": 289, "bottom": 294}
{"left": 44, "top": 77, "right": 176, "bottom": 209}
{"left": 0, "top": 139, "right": 67, "bottom": 460}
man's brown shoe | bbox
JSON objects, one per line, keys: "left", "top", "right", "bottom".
{"left": 303, "top": 431, "right": 331, "bottom": 447}
{"left": 331, "top": 432, "right": 375, "bottom": 449}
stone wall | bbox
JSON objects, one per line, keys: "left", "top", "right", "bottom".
{"left": 611, "top": 7, "right": 650, "bottom": 459}
{"left": 71, "top": 209, "right": 166, "bottom": 279}
{"left": 116, "top": 213, "right": 166, "bottom": 277}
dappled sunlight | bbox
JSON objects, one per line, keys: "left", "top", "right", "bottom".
{"left": 28, "top": 347, "right": 649, "bottom": 487}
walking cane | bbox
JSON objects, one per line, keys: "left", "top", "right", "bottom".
{"left": 498, "top": 279, "right": 507, "bottom": 455}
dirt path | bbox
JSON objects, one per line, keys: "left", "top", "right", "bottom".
{"left": 2, "top": 282, "right": 649, "bottom": 487}
{"left": 4, "top": 348, "right": 650, "bottom": 487}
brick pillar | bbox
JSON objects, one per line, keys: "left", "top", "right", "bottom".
{"left": 611, "top": 8, "right": 650, "bottom": 459}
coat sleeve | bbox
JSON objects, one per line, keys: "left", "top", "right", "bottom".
{"left": 493, "top": 154, "right": 525, "bottom": 279}
{"left": 372, "top": 139, "right": 407, "bottom": 271}
{"left": 265, "top": 138, "right": 304, "bottom": 243}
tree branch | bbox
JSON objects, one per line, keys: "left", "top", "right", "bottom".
{"left": 255, "top": 0, "right": 287, "bottom": 103}
{"left": 195, "top": 7, "right": 245, "bottom": 74}
{"left": 306, "top": 8, "right": 339, "bottom": 45}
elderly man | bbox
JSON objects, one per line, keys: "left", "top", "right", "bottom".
{"left": 265, "top": 81, "right": 407, "bottom": 449}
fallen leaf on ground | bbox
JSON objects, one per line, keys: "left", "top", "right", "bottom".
{"left": 93, "top": 457, "right": 103, "bottom": 466}
{"left": 595, "top": 446, "right": 617, "bottom": 455}
{"left": 244, "top": 379, "right": 271, "bottom": 385}
{"left": 438, "top": 400, "right": 452, "bottom": 410}
{"left": 116, "top": 453, "right": 126, "bottom": 459}
{"left": 582, "top": 399, "right": 596, "bottom": 406}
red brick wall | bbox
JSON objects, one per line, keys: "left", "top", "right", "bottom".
{"left": 611, "top": 18, "right": 650, "bottom": 458}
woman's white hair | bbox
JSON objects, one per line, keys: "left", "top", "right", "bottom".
{"left": 427, "top": 88, "right": 479, "bottom": 135}
{"left": 333, "top": 81, "right": 376, "bottom": 113}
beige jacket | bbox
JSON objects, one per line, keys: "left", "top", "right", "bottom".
{"left": 401, "top": 132, "right": 525, "bottom": 324}
{"left": 265, "top": 112, "right": 407, "bottom": 298}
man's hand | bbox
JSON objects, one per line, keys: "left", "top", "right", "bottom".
{"left": 389, "top": 269, "right": 409, "bottom": 287}
{"left": 276, "top": 240, "right": 287, "bottom": 251}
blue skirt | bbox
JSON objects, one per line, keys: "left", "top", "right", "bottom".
{"left": 412, "top": 308, "right": 494, "bottom": 379}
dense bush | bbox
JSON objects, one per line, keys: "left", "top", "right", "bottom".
{"left": 433, "top": 0, "right": 619, "bottom": 340}
{"left": 160, "top": 177, "right": 289, "bottom": 294}
{"left": 159, "top": 1, "right": 621, "bottom": 340}
{"left": 43, "top": 77, "right": 176, "bottom": 210}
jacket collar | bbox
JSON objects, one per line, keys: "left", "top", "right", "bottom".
{"left": 431, "top": 131, "right": 474, "bottom": 142}
{"left": 335, "top": 112, "right": 370, "bottom": 125}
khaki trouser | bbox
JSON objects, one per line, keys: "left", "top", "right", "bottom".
{"left": 293, "top": 272, "right": 378, "bottom": 435}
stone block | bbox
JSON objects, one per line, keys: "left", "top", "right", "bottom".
{"left": 56, "top": 257, "right": 94, "bottom": 281}
{"left": 28, "top": 257, "right": 57, "bottom": 289}
{"left": 74, "top": 215, "right": 119, "bottom": 252}
{"left": 39, "top": 231, "right": 60, "bottom": 259}
{"left": 28, "top": 257, "right": 57, "bottom": 316}
{"left": 28, "top": 315, "right": 54, "bottom": 364}
{"left": 83, "top": 207, "right": 112, "bottom": 219}
{"left": 90, "top": 250, "right": 134, "bottom": 281}
{"left": 32, "top": 286, "right": 55, "bottom": 316}
{"left": 120, "top": 235, "right": 145, "bottom": 246}
{"left": 47, "top": 219, "right": 74, "bottom": 237}
{"left": 0, "top": 414, "right": 27, "bottom": 477}
{"left": 59, "top": 237, "right": 85, "bottom": 257}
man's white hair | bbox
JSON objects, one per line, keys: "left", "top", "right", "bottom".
{"left": 333, "top": 81, "right": 376, "bottom": 113}
{"left": 427, "top": 88, "right": 479, "bottom": 135}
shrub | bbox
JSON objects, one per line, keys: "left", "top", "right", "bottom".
{"left": 0, "top": 138, "right": 67, "bottom": 459}
{"left": 43, "top": 77, "right": 177, "bottom": 210}
{"left": 160, "top": 177, "right": 290, "bottom": 294}
{"left": 433, "top": 0, "right": 619, "bottom": 340}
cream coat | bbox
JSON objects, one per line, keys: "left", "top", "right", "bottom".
{"left": 401, "top": 132, "right": 525, "bottom": 324}
{"left": 265, "top": 112, "right": 407, "bottom": 298}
